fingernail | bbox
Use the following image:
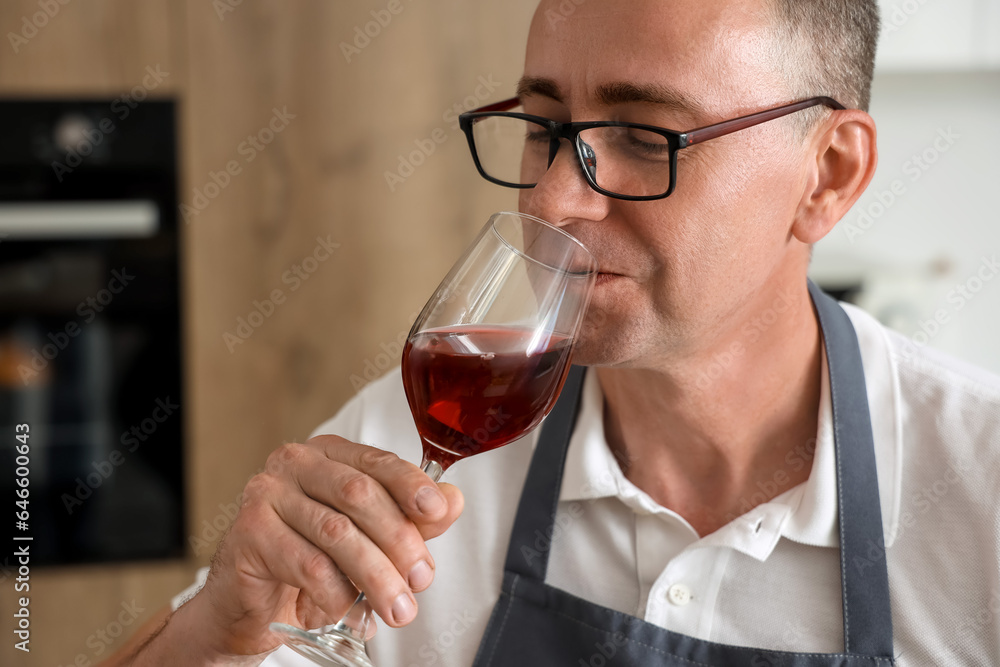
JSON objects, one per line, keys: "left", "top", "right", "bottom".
{"left": 415, "top": 486, "right": 445, "bottom": 516}
{"left": 408, "top": 560, "right": 434, "bottom": 591}
{"left": 392, "top": 592, "right": 416, "bottom": 624}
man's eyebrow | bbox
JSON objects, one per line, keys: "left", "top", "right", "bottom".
{"left": 516, "top": 76, "right": 563, "bottom": 102}
{"left": 516, "top": 77, "right": 706, "bottom": 119}
{"left": 595, "top": 81, "right": 706, "bottom": 118}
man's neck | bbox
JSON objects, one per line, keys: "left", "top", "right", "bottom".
{"left": 595, "top": 281, "right": 822, "bottom": 537}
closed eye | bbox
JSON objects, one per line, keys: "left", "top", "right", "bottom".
{"left": 624, "top": 133, "right": 671, "bottom": 159}
{"left": 525, "top": 129, "right": 550, "bottom": 144}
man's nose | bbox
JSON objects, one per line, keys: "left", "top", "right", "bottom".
{"left": 520, "top": 139, "right": 610, "bottom": 226}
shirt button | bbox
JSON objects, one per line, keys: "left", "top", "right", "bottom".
{"left": 667, "top": 583, "right": 692, "bottom": 606}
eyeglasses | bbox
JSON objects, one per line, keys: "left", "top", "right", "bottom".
{"left": 458, "top": 96, "right": 845, "bottom": 201}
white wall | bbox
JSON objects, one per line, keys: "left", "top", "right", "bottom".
{"left": 874, "top": 0, "right": 1000, "bottom": 70}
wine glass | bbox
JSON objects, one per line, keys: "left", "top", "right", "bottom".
{"left": 270, "top": 211, "right": 598, "bottom": 666}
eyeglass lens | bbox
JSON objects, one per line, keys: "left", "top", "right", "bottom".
{"left": 470, "top": 116, "right": 674, "bottom": 198}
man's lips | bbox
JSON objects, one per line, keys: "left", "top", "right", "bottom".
{"left": 596, "top": 271, "right": 624, "bottom": 284}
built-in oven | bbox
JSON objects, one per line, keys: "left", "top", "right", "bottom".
{"left": 0, "top": 99, "right": 185, "bottom": 566}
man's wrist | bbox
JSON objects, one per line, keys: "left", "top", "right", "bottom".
{"left": 128, "top": 592, "right": 271, "bottom": 667}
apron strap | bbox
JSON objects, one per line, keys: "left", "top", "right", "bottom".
{"left": 808, "top": 281, "right": 894, "bottom": 657}
{"left": 503, "top": 364, "right": 586, "bottom": 581}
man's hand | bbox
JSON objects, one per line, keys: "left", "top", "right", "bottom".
{"left": 184, "top": 434, "right": 464, "bottom": 658}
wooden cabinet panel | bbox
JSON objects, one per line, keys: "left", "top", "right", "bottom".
{"left": 0, "top": 0, "right": 538, "bottom": 664}
{"left": 0, "top": 0, "right": 181, "bottom": 93}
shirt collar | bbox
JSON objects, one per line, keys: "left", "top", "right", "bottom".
{"left": 558, "top": 369, "right": 637, "bottom": 503}
{"left": 558, "top": 371, "right": 677, "bottom": 517}
{"left": 557, "top": 301, "right": 903, "bottom": 560}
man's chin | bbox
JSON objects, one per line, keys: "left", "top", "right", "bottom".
{"left": 568, "top": 316, "right": 625, "bottom": 367}
{"left": 567, "top": 338, "right": 628, "bottom": 368}
{"left": 567, "top": 317, "right": 674, "bottom": 369}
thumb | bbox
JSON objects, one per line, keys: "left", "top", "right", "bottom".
{"left": 418, "top": 482, "right": 464, "bottom": 540}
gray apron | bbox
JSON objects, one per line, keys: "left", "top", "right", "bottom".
{"left": 471, "top": 282, "right": 895, "bottom": 666}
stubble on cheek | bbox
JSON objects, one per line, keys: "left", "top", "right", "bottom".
{"left": 569, "top": 295, "right": 658, "bottom": 367}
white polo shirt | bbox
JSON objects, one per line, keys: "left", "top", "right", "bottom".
{"left": 173, "top": 302, "right": 1000, "bottom": 666}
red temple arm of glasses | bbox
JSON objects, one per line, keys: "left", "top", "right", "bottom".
{"left": 472, "top": 97, "right": 522, "bottom": 113}
{"left": 681, "top": 97, "right": 846, "bottom": 147}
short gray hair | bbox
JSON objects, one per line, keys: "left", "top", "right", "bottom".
{"left": 768, "top": 0, "right": 880, "bottom": 124}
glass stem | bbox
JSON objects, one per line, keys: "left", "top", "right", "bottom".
{"left": 317, "top": 458, "right": 444, "bottom": 640}
{"left": 419, "top": 457, "right": 444, "bottom": 482}
{"left": 323, "top": 592, "right": 371, "bottom": 642}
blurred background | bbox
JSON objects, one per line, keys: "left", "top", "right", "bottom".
{"left": 0, "top": 1, "right": 995, "bottom": 664}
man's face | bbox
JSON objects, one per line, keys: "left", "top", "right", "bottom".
{"left": 519, "top": 0, "right": 815, "bottom": 368}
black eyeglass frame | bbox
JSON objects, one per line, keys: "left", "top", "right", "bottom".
{"left": 458, "top": 95, "right": 846, "bottom": 201}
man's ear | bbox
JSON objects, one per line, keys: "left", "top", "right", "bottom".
{"left": 791, "top": 110, "right": 878, "bottom": 244}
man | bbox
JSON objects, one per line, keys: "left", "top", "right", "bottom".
{"left": 108, "top": 0, "right": 1000, "bottom": 665}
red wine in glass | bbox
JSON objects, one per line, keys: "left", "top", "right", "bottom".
{"left": 270, "top": 212, "right": 596, "bottom": 667}
{"left": 402, "top": 325, "right": 573, "bottom": 471}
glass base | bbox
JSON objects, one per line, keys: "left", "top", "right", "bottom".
{"left": 270, "top": 623, "right": 374, "bottom": 667}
